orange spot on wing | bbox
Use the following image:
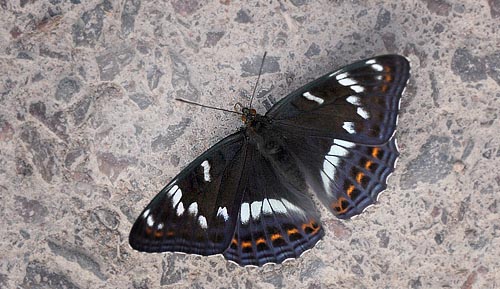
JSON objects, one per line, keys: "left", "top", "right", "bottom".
{"left": 381, "top": 84, "right": 388, "bottom": 92}
{"left": 347, "top": 184, "right": 355, "bottom": 197}
{"left": 371, "top": 147, "right": 380, "bottom": 158}
{"left": 167, "top": 231, "right": 175, "bottom": 237}
{"left": 256, "top": 238, "right": 266, "bottom": 245}
{"left": 356, "top": 172, "right": 365, "bottom": 184}
{"left": 145, "top": 227, "right": 152, "bottom": 235}
{"left": 231, "top": 238, "right": 238, "bottom": 246}
{"left": 365, "top": 160, "right": 373, "bottom": 170}
{"left": 301, "top": 220, "right": 321, "bottom": 235}
{"left": 241, "top": 241, "right": 252, "bottom": 248}
{"left": 271, "top": 233, "right": 282, "bottom": 241}
{"left": 287, "top": 228, "right": 299, "bottom": 235}
{"left": 154, "top": 230, "right": 164, "bottom": 238}
{"left": 384, "top": 74, "right": 392, "bottom": 82}
{"left": 332, "top": 197, "right": 349, "bottom": 214}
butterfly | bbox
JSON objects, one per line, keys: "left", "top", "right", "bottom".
{"left": 129, "top": 54, "right": 410, "bottom": 266}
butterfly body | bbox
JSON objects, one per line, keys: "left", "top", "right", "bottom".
{"left": 129, "top": 55, "right": 410, "bottom": 266}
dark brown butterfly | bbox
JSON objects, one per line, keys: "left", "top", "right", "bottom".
{"left": 129, "top": 55, "right": 410, "bottom": 266}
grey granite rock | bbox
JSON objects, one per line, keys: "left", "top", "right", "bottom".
{"left": 1, "top": 1, "right": 498, "bottom": 288}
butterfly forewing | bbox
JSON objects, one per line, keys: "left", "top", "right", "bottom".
{"left": 129, "top": 132, "right": 247, "bottom": 255}
{"left": 268, "top": 55, "right": 409, "bottom": 145}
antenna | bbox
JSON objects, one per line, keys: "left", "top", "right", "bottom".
{"left": 249, "top": 51, "right": 267, "bottom": 109}
{"left": 175, "top": 98, "right": 243, "bottom": 115}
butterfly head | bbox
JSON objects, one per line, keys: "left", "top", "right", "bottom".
{"left": 241, "top": 107, "right": 257, "bottom": 124}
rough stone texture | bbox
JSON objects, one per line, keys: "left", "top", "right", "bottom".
{"left": 0, "top": 1, "right": 498, "bottom": 288}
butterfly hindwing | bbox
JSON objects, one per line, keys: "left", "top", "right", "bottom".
{"left": 268, "top": 55, "right": 410, "bottom": 145}
{"left": 285, "top": 133, "right": 399, "bottom": 219}
{"left": 129, "top": 132, "right": 247, "bottom": 255}
{"left": 223, "top": 143, "right": 324, "bottom": 266}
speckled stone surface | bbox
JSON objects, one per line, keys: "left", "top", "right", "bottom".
{"left": 0, "top": 0, "right": 499, "bottom": 288}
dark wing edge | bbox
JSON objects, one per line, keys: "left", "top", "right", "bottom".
{"left": 129, "top": 131, "right": 248, "bottom": 256}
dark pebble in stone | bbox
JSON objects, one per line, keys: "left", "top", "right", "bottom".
{"left": 161, "top": 256, "right": 184, "bottom": 285}
{"left": 433, "top": 23, "right": 445, "bottom": 34}
{"left": 290, "top": 0, "right": 308, "bottom": 6}
{"left": 16, "top": 157, "right": 33, "bottom": 176}
{"left": 171, "top": 0, "right": 201, "bottom": 16}
{"left": 351, "top": 264, "right": 365, "bottom": 277}
{"left": 0, "top": 118, "right": 14, "bottom": 141}
{"left": 304, "top": 43, "right": 320, "bottom": 58}
{"left": 235, "top": 9, "right": 252, "bottom": 23}
{"left": 22, "top": 261, "right": 80, "bottom": 289}
{"left": 20, "top": 124, "right": 59, "bottom": 182}
{"left": 55, "top": 77, "right": 80, "bottom": 102}
{"left": 72, "top": 0, "right": 112, "bottom": 47}
{"left": 72, "top": 96, "right": 93, "bottom": 125}
{"left": 241, "top": 55, "right": 280, "bottom": 77}
{"left": 204, "top": 31, "right": 225, "bottom": 47}
{"left": 151, "top": 118, "right": 191, "bottom": 152}
{"left": 376, "top": 229, "right": 390, "bottom": 248}
{"left": 170, "top": 53, "right": 199, "bottom": 101}
{"left": 434, "top": 232, "right": 444, "bottom": 244}
{"left": 451, "top": 48, "right": 487, "bottom": 82}
{"left": 401, "top": 135, "right": 452, "bottom": 189}
{"left": 14, "top": 196, "right": 49, "bottom": 223}
{"left": 121, "top": 0, "right": 141, "bottom": 36}
{"left": 47, "top": 239, "right": 107, "bottom": 280}
{"left": 485, "top": 51, "right": 500, "bottom": 85}
{"left": 93, "top": 207, "right": 120, "bottom": 230}
{"left": 147, "top": 65, "right": 164, "bottom": 91}
{"left": 487, "top": 0, "right": 500, "bottom": 18}
{"left": 374, "top": 8, "right": 391, "bottom": 30}
{"left": 97, "top": 46, "right": 135, "bottom": 81}
{"left": 421, "top": 0, "right": 452, "bottom": 16}
{"left": 129, "top": 93, "right": 152, "bottom": 110}
{"left": 409, "top": 277, "right": 422, "bottom": 289}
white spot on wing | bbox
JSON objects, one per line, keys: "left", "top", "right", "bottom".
{"left": 142, "top": 209, "right": 150, "bottom": 219}
{"left": 198, "top": 215, "right": 208, "bottom": 229}
{"left": 343, "top": 122, "right": 356, "bottom": 134}
{"left": 334, "top": 139, "right": 356, "bottom": 148}
{"left": 157, "top": 223, "right": 164, "bottom": 230}
{"left": 171, "top": 189, "right": 182, "bottom": 207}
{"left": 217, "top": 207, "right": 229, "bottom": 221}
{"left": 357, "top": 107, "right": 370, "bottom": 119}
{"left": 167, "top": 185, "right": 179, "bottom": 197}
{"left": 346, "top": 95, "right": 361, "bottom": 106}
{"left": 338, "top": 78, "right": 357, "bottom": 86}
{"left": 302, "top": 92, "right": 324, "bottom": 104}
{"left": 176, "top": 202, "right": 185, "bottom": 216}
{"left": 188, "top": 202, "right": 198, "bottom": 216}
{"left": 201, "top": 160, "right": 211, "bottom": 182}
{"left": 250, "top": 201, "right": 262, "bottom": 221}
{"left": 262, "top": 199, "right": 273, "bottom": 214}
{"left": 372, "top": 64, "right": 384, "bottom": 71}
{"left": 240, "top": 203, "right": 250, "bottom": 224}
{"left": 335, "top": 72, "right": 349, "bottom": 79}
{"left": 268, "top": 199, "right": 286, "bottom": 214}
{"left": 328, "top": 144, "right": 349, "bottom": 157}
{"left": 366, "top": 59, "right": 376, "bottom": 65}
{"left": 146, "top": 215, "right": 154, "bottom": 227}
{"left": 351, "top": 85, "right": 365, "bottom": 93}
{"left": 326, "top": 155, "right": 341, "bottom": 167}
{"left": 323, "top": 158, "right": 336, "bottom": 181}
